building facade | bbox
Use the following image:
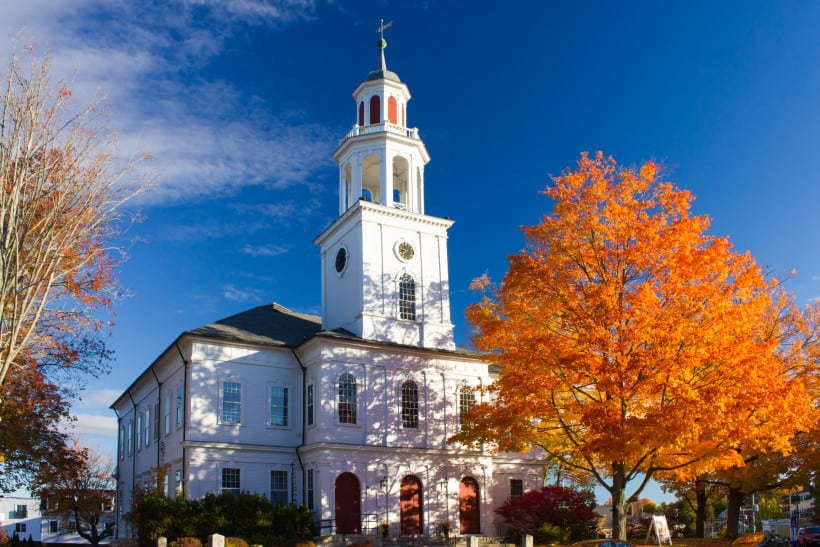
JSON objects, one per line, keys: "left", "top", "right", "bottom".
{"left": 0, "top": 496, "right": 41, "bottom": 542}
{"left": 112, "top": 37, "right": 542, "bottom": 538}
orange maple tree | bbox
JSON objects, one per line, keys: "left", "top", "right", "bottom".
{"left": 0, "top": 44, "right": 147, "bottom": 391}
{"left": 454, "top": 152, "right": 816, "bottom": 539}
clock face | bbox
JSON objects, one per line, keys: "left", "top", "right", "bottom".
{"left": 397, "top": 241, "right": 415, "bottom": 261}
{"left": 334, "top": 247, "right": 348, "bottom": 274}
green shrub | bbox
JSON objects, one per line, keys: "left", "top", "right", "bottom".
{"left": 169, "top": 537, "right": 203, "bottom": 547}
{"left": 271, "top": 505, "right": 315, "bottom": 538}
{"left": 533, "top": 522, "right": 570, "bottom": 546}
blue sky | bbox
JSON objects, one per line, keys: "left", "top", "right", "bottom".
{"left": 4, "top": 1, "right": 820, "bottom": 505}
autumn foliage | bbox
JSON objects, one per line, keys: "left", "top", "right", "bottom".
{"left": 495, "top": 486, "right": 598, "bottom": 543}
{"left": 0, "top": 44, "right": 147, "bottom": 391}
{"left": 0, "top": 358, "right": 72, "bottom": 490}
{"left": 454, "top": 152, "right": 817, "bottom": 539}
{"left": 36, "top": 443, "right": 117, "bottom": 546}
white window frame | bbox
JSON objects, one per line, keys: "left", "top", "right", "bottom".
{"left": 164, "top": 394, "right": 171, "bottom": 435}
{"left": 269, "top": 469, "right": 289, "bottom": 506}
{"left": 219, "top": 379, "right": 242, "bottom": 425}
{"left": 175, "top": 469, "right": 183, "bottom": 497}
{"left": 267, "top": 382, "right": 290, "bottom": 428}
{"left": 135, "top": 411, "right": 142, "bottom": 450}
{"left": 306, "top": 384, "right": 315, "bottom": 427}
{"left": 145, "top": 407, "right": 151, "bottom": 447}
{"left": 221, "top": 466, "right": 241, "bottom": 495}
{"left": 336, "top": 372, "right": 358, "bottom": 426}
{"left": 397, "top": 272, "right": 417, "bottom": 321}
{"left": 175, "top": 386, "right": 184, "bottom": 429}
{"left": 401, "top": 379, "right": 420, "bottom": 429}
{"left": 306, "top": 469, "right": 315, "bottom": 510}
{"left": 458, "top": 385, "right": 476, "bottom": 425}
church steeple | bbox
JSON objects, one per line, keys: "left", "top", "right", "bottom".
{"left": 316, "top": 23, "right": 454, "bottom": 350}
{"left": 333, "top": 20, "right": 429, "bottom": 216}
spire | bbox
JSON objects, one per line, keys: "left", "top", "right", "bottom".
{"left": 377, "top": 19, "right": 392, "bottom": 71}
{"left": 364, "top": 19, "right": 400, "bottom": 82}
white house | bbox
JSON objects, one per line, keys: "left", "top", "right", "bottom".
{"left": 111, "top": 34, "right": 543, "bottom": 539}
{"left": 0, "top": 495, "right": 41, "bottom": 542}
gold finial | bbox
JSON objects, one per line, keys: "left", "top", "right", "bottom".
{"left": 377, "top": 18, "right": 393, "bottom": 50}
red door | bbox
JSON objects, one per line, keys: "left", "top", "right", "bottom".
{"left": 335, "top": 472, "right": 361, "bottom": 534}
{"left": 459, "top": 477, "right": 480, "bottom": 534}
{"left": 400, "top": 475, "right": 423, "bottom": 534}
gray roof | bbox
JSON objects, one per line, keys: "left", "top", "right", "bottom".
{"left": 185, "top": 303, "right": 323, "bottom": 347}
{"left": 185, "top": 302, "right": 482, "bottom": 359}
{"left": 364, "top": 68, "right": 401, "bottom": 82}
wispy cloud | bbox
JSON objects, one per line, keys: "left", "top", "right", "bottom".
{"left": 73, "top": 388, "right": 124, "bottom": 410}
{"left": 1, "top": 0, "right": 333, "bottom": 206}
{"left": 66, "top": 413, "right": 118, "bottom": 438}
{"left": 242, "top": 244, "right": 289, "bottom": 256}
{"left": 223, "top": 283, "right": 264, "bottom": 302}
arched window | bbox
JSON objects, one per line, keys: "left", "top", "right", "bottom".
{"left": 459, "top": 386, "right": 475, "bottom": 425}
{"left": 401, "top": 380, "right": 419, "bottom": 428}
{"left": 398, "top": 274, "right": 416, "bottom": 320}
{"left": 358, "top": 101, "right": 364, "bottom": 126}
{"left": 369, "top": 95, "right": 381, "bottom": 124}
{"left": 388, "top": 96, "right": 398, "bottom": 124}
{"left": 338, "top": 373, "right": 357, "bottom": 424}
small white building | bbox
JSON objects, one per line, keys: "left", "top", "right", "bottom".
{"left": 0, "top": 496, "right": 41, "bottom": 542}
{"left": 111, "top": 33, "right": 543, "bottom": 539}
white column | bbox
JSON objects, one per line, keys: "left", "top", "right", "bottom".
{"left": 417, "top": 166, "right": 425, "bottom": 215}
{"left": 380, "top": 150, "right": 392, "bottom": 207}
{"left": 338, "top": 167, "right": 346, "bottom": 214}
{"left": 352, "top": 156, "right": 362, "bottom": 203}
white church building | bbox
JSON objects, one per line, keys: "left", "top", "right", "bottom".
{"left": 112, "top": 34, "right": 543, "bottom": 539}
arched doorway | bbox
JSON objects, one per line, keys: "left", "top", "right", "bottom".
{"left": 400, "top": 475, "right": 423, "bottom": 535}
{"left": 335, "top": 472, "right": 361, "bottom": 534}
{"left": 459, "top": 476, "right": 480, "bottom": 534}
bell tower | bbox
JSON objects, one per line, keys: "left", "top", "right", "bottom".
{"left": 314, "top": 22, "right": 455, "bottom": 350}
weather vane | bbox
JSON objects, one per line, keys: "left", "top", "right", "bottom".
{"left": 377, "top": 18, "right": 393, "bottom": 50}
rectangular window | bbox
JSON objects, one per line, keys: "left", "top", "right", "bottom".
{"left": 145, "top": 407, "right": 151, "bottom": 446}
{"left": 306, "top": 384, "right": 314, "bottom": 426}
{"left": 175, "top": 470, "right": 183, "bottom": 497}
{"left": 164, "top": 394, "right": 171, "bottom": 434}
{"left": 222, "top": 468, "right": 240, "bottom": 494}
{"left": 510, "top": 479, "right": 524, "bottom": 497}
{"left": 176, "top": 386, "right": 184, "bottom": 428}
{"left": 135, "top": 412, "right": 142, "bottom": 449}
{"left": 221, "top": 381, "right": 241, "bottom": 424}
{"left": 15, "top": 523, "right": 26, "bottom": 534}
{"left": 119, "top": 426, "right": 125, "bottom": 460}
{"left": 270, "top": 386, "right": 288, "bottom": 427}
{"left": 270, "top": 470, "right": 288, "bottom": 506}
{"left": 15, "top": 505, "right": 27, "bottom": 518}
{"left": 153, "top": 403, "right": 160, "bottom": 440}
{"left": 127, "top": 421, "right": 133, "bottom": 454}
{"left": 163, "top": 471, "right": 169, "bottom": 497}
{"left": 307, "top": 469, "right": 314, "bottom": 510}
{"left": 50, "top": 521, "right": 58, "bottom": 533}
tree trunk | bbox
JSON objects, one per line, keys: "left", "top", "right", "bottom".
{"left": 694, "top": 478, "right": 708, "bottom": 538}
{"left": 611, "top": 465, "right": 629, "bottom": 540}
{"left": 725, "top": 487, "right": 745, "bottom": 539}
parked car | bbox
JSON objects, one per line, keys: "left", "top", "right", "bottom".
{"left": 759, "top": 531, "right": 790, "bottom": 547}
{"left": 797, "top": 526, "right": 820, "bottom": 547}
